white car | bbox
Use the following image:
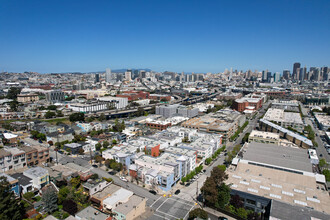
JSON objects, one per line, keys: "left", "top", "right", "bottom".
{"left": 120, "top": 176, "right": 128, "bottom": 182}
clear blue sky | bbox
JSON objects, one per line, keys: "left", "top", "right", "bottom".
{"left": 1, "top": 0, "right": 330, "bottom": 73}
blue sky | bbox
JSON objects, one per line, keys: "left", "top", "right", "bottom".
{"left": 0, "top": 0, "right": 329, "bottom": 73}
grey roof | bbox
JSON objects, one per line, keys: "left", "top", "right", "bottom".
{"left": 75, "top": 206, "right": 110, "bottom": 220}
{"left": 23, "top": 167, "right": 49, "bottom": 178}
{"left": 43, "top": 215, "right": 59, "bottom": 220}
{"left": 0, "top": 173, "right": 16, "bottom": 182}
{"left": 11, "top": 173, "right": 32, "bottom": 186}
{"left": 242, "top": 142, "right": 313, "bottom": 173}
{"left": 270, "top": 199, "right": 330, "bottom": 220}
{"left": 0, "top": 148, "right": 11, "bottom": 157}
{"left": 260, "top": 119, "right": 313, "bottom": 146}
{"left": 113, "top": 195, "right": 145, "bottom": 215}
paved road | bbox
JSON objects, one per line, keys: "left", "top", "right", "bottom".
{"left": 305, "top": 117, "right": 330, "bottom": 163}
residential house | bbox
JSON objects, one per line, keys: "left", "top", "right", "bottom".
{"left": 0, "top": 173, "right": 20, "bottom": 196}
{"left": 23, "top": 167, "right": 49, "bottom": 190}
{"left": 11, "top": 173, "right": 33, "bottom": 194}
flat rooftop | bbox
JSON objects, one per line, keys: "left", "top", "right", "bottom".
{"left": 249, "top": 130, "right": 279, "bottom": 140}
{"left": 241, "top": 142, "right": 312, "bottom": 173}
{"left": 226, "top": 162, "right": 330, "bottom": 214}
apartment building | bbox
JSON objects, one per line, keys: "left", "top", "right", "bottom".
{"left": 20, "top": 145, "right": 50, "bottom": 166}
{"left": 181, "top": 110, "right": 244, "bottom": 142}
{"left": 0, "top": 147, "right": 26, "bottom": 172}
{"left": 23, "top": 167, "right": 50, "bottom": 190}
{"left": 248, "top": 130, "right": 280, "bottom": 145}
{"left": 156, "top": 104, "right": 198, "bottom": 118}
{"left": 263, "top": 108, "right": 304, "bottom": 131}
{"left": 0, "top": 173, "right": 20, "bottom": 196}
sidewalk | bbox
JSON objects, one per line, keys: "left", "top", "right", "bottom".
{"left": 203, "top": 207, "right": 236, "bottom": 220}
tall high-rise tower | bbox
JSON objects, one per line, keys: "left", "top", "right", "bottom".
{"left": 105, "top": 68, "right": 112, "bottom": 83}
{"left": 293, "top": 62, "right": 301, "bottom": 80}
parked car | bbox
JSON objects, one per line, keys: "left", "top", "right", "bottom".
{"left": 149, "top": 190, "right": 157, "bottom": 195}
{"left": 218, "top": 217, "right": 228, "bottom": 220}
{"left": 92, "top": 164, "right": 98, "bottom": 168}
{"left": 174, "top": 189, "right": 180, "bottom": 195}
{"left": 185, "top": 183, "right": 190, "bottom": 187}
{"left": 108, "top": 171, "right": 116, "bottom": 175}
{"left": 120, "top": 176, "right": 128, "bottom": 182}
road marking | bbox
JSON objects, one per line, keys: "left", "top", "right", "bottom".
{"left": 156, "top": 198, "right": 168, "bottom": 212}
{"left": 168, "top": 197, "right": 194, "bottom": 207}
{"left": 156, "top": 209, "right": 180, "bottom": 219}
{"left": 150, "top": 196, "right": 162, "bottom": 208}
{"left": 172, "top": 195, "right": 197, "bottom": 205}
{"left": 153, "top": 213, "right": 170, "bottom": 220}
{"left": 183, "top": 203, "right": 195, "bottom": 220}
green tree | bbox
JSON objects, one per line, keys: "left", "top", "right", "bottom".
{"left": 322, "top": 169, "right": 330, "bottom": 182}
{"left": 205, "top": 158, "right": 212, "bottom": 165}
{"left": 217, "top": 183, "right": 231, "bottom": 208}
{"left": 42, "top": 187, "right": 58, "bottom": 214}
{"left": 45, "top": 111, "right": 56, "bottom": 119}
{"left": 56, "top": 110, "right": 64, "bottom": 117}
{"left": 95, "top": 143, "right": 102, "bottom": 151}
{"left": 98, "top": 113, "right": 106, "bottom": 121}
{"left": 319, "top": 158, "right": 327, "bottom": 168}
{"left": 69, "top": 112, "right": 85, "bottom": 122}
{"left": 0, "top": 177, "right": 25, "bottom": 220}
{"left": 70, "top": 177, "right": 81, "bottom": 188}
{"left": 23, "top": 191, "right": 35, "bottom": 202}
{"left": 7, "top": 87, "right": 21, "bottom": 100}
{"left": 188, "top": 208, "right": 208, "bottom": 220}
{"left": 9, "top": 100, "right": 19, "bottom": 111}
{"left": 58, "top": 187, "right": 70, "bottom": 205}
{"left": 47, "top": 105, "right": 57, "bottom": 110}
{"left": 112, "top": 139, "right": 118, "bottom": 145}
{"left": 103, "top": 141, "right": 110, "bottom": 148}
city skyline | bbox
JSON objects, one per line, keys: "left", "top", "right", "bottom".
{"left": 1, "top": 0, "right": 330, "bottom": 73}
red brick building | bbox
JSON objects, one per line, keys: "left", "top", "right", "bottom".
{"left": 146, "top": 121, "right": 171, "bottom": 131}
{"left": 116, "top": 91, "right": 149, "bottom": 101}
{"left": 145, "top": 144, "right": 160, "bottom": 157}
{"left": 149, "top": 94, "right": 171, "bottom": 102}
{"left": 233, "top": 97, "right": 263, "bottom": 112}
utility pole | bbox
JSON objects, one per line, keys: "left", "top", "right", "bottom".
{"left": 90, "top": 146, "right": 92, "bottom": 165}
{"left": 196, "top": 181, "right": 198, "bottom": 199}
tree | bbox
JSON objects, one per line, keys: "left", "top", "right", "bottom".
{"left": 23, "top": 191, "right": 35, "bottom": 202}
{"left": 205, "top": 158, "right": 212, "bottom": 165}
{"left": 63, "top": 199, "right": 78, "bottom": 215}
{"left": 56, "top": 110, "right": 64, "bottom": 117}
{"left": 45, "top": 111, "right": 56, "bottom": 119}
{"left": 201, "top": 177, "right": 218, "bottom": 206}
{"left": 322, "top": 169, "right": 330, "bottom": 182}
{"left": 0, "top": 177, "right": 25, "bottom": 220}
{"left": 112, "top": 139, "right": 117, "bottom": 145}
{"left": 103, "top": 141, "right": 110, "bottom": 148}
{"left": 69, "top": 112, "right": 85, "bottom": 122}
{"left": 91, "top": 173, "right": 99, "bottom": 180}
{"left": 78, "top": 148, "right": 85, "bottom": 155}
{"left": 47, "top": 105, "right": 57, "bottom": 110}
{"left": 188, "top": 208, "right": 208, "bottom": 220}
{"left": 70, "top": 176, "right": 81, "bottom": 188}
{"left": 7, "top": 87, "right": 21, "bottom": 100}
{"left": 319, "top": 158, "right": 327, "bottom": 168}
{"left": 98, "top": 113, "right": 106, "bottom": 122}
{"left": 42, "top": 187, "right": 58, "bottom": 214}
{"left": 211, "top": 166, "right": 228, "bottom": 187}
{"left": 95, "top": 143, "right": 102, "bottom": 151}
{"left": 58, "top": 187, "right": 70, "bottom": 205}
{"left": 9, "top": 101, "right": 19, "bottom": 111}
{"left": 217, "top": 183, "right": 231, "bottom": 208}
{"left": 94, "top": 155, "right": 103, "bottom": 166}
{"left": 230, "top": 194, "right": 244, "bottom": 209}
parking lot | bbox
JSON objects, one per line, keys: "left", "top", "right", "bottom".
{"left": 149, "top": 196, "right": 196, "bottom": 220}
